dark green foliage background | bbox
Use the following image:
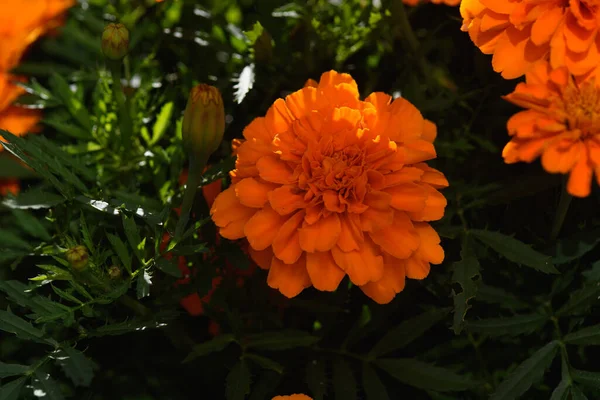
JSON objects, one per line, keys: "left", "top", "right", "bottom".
{"left": 1, "top": 0, "right": 599, "bottom": 399}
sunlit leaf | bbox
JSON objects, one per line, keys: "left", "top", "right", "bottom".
{"left": 233, "top": 63, "right": 255, "bottom": 104}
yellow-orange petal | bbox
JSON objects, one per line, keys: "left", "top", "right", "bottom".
{"left": 257, "top": 156, "right": 294, "bottom": 184}
{"left": 359, "top": 259, "right": 406, "bottom": 304}
{"left": 567, "top": 149, "right": 593, "bottom": 197}
{"left": 244, "top": 205, "right": 287, "bottom": 251}
{"left": 272, "top": 210, "right": 305, "bottom": 264}
{"left": 211, "top": 187, "right": 257, "bottom": 239}
{"left": 248, "top": 246, "right": 273, "bottom": 270}
{"left": 331, "top": 237, "right": 384, "bottom": 285}
{"left": 408, "top": 185, "right": 447, "bottom": 222}
{"left": 369, "top": 212, "right": 420, "bottom": 259}
{"left": 235, "top": 177, "right": 277, "bottom": 208}
{"left": 306, "top": 251, "right": 345, "bottom": 291}
{"left": 267, "top": 255, "right": 311, "bottom": 298}
{"left": 269, "top": 185, "right": 306, "bottom": 215}
{"left": 337, "top": 213, "right": 364, "bottom": 252}
{"left": 385, "top": 183, "right": 427, "bottom": 212}
{"left": 299, "top": 213, "right": 341, "bottom": 252}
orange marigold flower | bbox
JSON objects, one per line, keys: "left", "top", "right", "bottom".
{"left": 0, "top": 74, "right": 41, "bottom": 149}
{"left": 272, "top": 395, "right": 313, "bottom": 400}
{"left": 210, "top": 71, "right": 448, "bottom": 304}
{"left": 0, "top": 0, "right": 74, "bottom": 70}
{"left": 0, "top": 179, "right": 19, "bottom": 196}
{"left": 503, "top": 62, "right": 600, "bottom": 197}
{"left": 460, "top": 0, "right": 600, "bottom": 79}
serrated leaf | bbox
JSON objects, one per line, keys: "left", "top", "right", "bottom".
{"left": 564, "top": 323, "right": 600, "bottom": 345}
{"left": 362, "top": 363, "right": 390, "bottom": 400}
{"left": 122, "top": 213, "right": 144, "bottom": 264}
{"left": 33, "top": 370, "right": 65, "bottom": 400}
{"left": 1, "top": 187, "right": 65, "bottom": 209}
{"left": 56, "top": 346, "right": 96, "bottom": 387}
{"left": 106, "top": 233, "right": 132, "bottom": 274}
{"left": 79, "top": 213, "right": 94, "bottom": 254}
{"left": 452, "top": 237, "right": 480, "bottom": 334}
{"left": 43, "top": 118, "right": 91, "bottom": 140}
{"left": 476, "top": 284, "right": 529, "bottom": 310}
{"left": 233, "top": 64, "right": 255, "bottom": 104}
{"left": 51, "top": 285, "right": 83, "bottom": 305}
{"left": 550, "top": 229, "right": 600, "bottom": 265}
{"left": 0, "top": 377, "right": 26, "bottom": 400}
{"left": 0, "top": 309, "right": 45, "bottom": 341}
{"left": 376, "top": 358, "right": 475, "bottom": 392}
{"left": 11, "top": 209, "right": 51, "bottom": 241}
{"left": 570, "top": 385, "right": 589, "bottom": 400}
{"left": 226, "top": 360, "right": 251, "bottom": 400}
{"left": 490, "top": 341, "right": 560, "bottom": 400}
{"left": 0, "top": 229, "right": 32, "bottom": 250}
{"left": 471, "top": 229, "right": 557, "bottom": 273}
{"left": 0, "top": 363, "right": 29, "bottom": 378}
{"left": 245, "top": 330, "right": 319, "bottom": 351}
{"left": 155, "top": 257, "right": 183, "bottom": 278}
{"left": 183, "top": 334, "right": 236, "bottom": 363}
{"left": 87, "top": 316, "right": 171, "bottom": 337}
{"left": 467, "top": 314, "right": 548, "bottom": 337}
{"left": 572, "top": 369, "right": 600, "bottom": 389}
{"left": 245, "top": 354, "right": 283, "bottom": 374}
{"left": 333, "top": 358, "right": 357, "bottom": 400}
{"left": 369, "top": 307, "right": 450, "bottom": 358}
{"left": 49, "top": 73, "right": 91, "bottom": 130}
{"left": 306, "top": 358, "right": 327, "bottom": 400}
{"left": 557, "top": 283, "right": 600, "bottom": 316}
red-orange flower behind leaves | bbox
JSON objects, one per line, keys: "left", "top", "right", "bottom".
{"left": 211, "top": 71, "right": 448, "bottom": 304}
{"left": 503, "top": 62, "right": 600, "bottom": 197}
{"left": 460, "top": 0, "right": 600, "bottom": 79}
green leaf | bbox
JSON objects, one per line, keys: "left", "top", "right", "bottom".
{"left": 490, "top": 341, "right": 560, "bottom": 400}
{"left": 306, "top": 358, "right": 327, "bottom": 400}
{"left": 550, "top": 378, "right": 571, "bottom": 400}
{"left": 557, "top": 283, "right": 600, "bottom": 316}
{"left": 466, "top": 314, "right": 548, "bottom": 337}
{"left": 0, "top": 377, "right": 27, "bottom": 400}
{"left": 150, "top": 102, "right": 173, "bottom": 145}
{"left": 183, "top": 334, "right": 236, "bottom": 363}
{"left": 79, "top": 212, "right": 94, "bottom": 254}
{"left": 572, "top": 369, "right": 600, "bottom": 389}
{"left": 564, "top": 323, "right": 600, "bottom": 345}
{"left": 2, "top": 188, "right": 65, "bottom": 209}
{"left": 245, "top": 354, "right": 283, "bottom": 374}
{"left": 369, "top": 307, "right": 450, "bottom": 358}
{"left": 362, "top": 363, "right": 390, "bottom": 400}
{"left": 136, "top": 269, "right": 152, "bottom": 299}
{"left": 244, "top": 21, "right": 264, "bottom": 44}
{"left": 33, "top": 370, "right": 65, "bottom": 400}
{"left": 550, "top": 228, "right": 600, "bottom": 265}
{"left": 49, "top": 73, "right": 92, "bottom": 130}
{"left": 0, "top": 363, "right": 29, "bottom": 378}
{"left": 51, "top": 285, "right": 83, "bottom": 305}
{"left": 333, "top": 358, "right": 357, "bottom": 400}
{"left": 155, "top": 257, "right": 183, "bottom": 278}
{"left": 245, "top": 330, "right": 319, "bottom": 351}
{"left": 570, "top": 385, "right": 589, "bottom": 400}
{"left": 0, "top": 229, "right": 32, "bottom": 250}
{"left": 471, "top": 229, "right": 558, "bottom": 273}
{"left": 225, "top": 360, "right": 251, "bottom": 400}
{"left": 248, "top": 371, "right": 281, "bottom": 400}
{"left": 0, "top": 309, "right": 45, "bottom": 341}
{"left": 43, "top": 118, "right": 91, "bottom": 140}
{"left": 88, "top": 314, "right": 174, "bottom": 338}
{"left": 56, "top": 346, "right": 96, "bottom": 387}
{"left": 376, "top": 358, "right": 475, "bottom": 392}
{"left": 476, "top": 283, "right": 530, "bottom": 310}
{"left": 107, "top": 233, "right": 132, "bottom": 274}
{"left": 452, "top": 237, "right": 480, "bottom": 334}
{"left": 122, "top": 213, "right": 144, "bottom": 264}
{"left": 11, "top": 210, "right": 51, "bottom": 241}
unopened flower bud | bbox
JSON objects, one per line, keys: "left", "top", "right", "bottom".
{"left": 182, "top": 84, "right": 225, "bottom": 163}
{"left": 66, "top": 245, "right": 89, "bottom": 271}
{"left": 108, "top": 265, "right": 122, "bottom": 280}
{"left": 102, "top": 23, "right": 130, "bottom": 60}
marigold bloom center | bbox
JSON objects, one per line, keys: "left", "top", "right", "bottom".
{"left": 560, "top": 80, "right": 600, "bottom": 138}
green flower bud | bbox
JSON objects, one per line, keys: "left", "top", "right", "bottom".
{"left": 108, "top": 265, "right": 122, "bottom": 280}
{"left": 102, "top": 23, "right": 130, "bottom": 60}
{"left": 182, "top": 84, "right": 225, "bottom": 163}
{"left": 66, "top": 245, "right": 89, "bottom": 271}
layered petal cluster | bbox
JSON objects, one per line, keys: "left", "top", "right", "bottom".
{"left": 210, "top": 71, "right": 448, "bottom": 304}
{"left": 503, "top": 62, "right": 600, "bottom": 197}
{"left": 460, "top": 0, "right": 600, "bottom": 79}
{"left": 0, "top": 0, "right": 74, "bottom": 149}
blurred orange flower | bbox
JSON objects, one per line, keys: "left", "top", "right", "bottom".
{"left": 0, "top": 179, "right": 19, "bottom": 196}
{"left": 460, "top": 0, "right": 600, "bottom": 79}
{"left": 211, "top": 71, "right": 448, "bottom": 304}
{"left": 503, "top": 62, "right": 600, "bottom": 197}
{"left": 272, "top": 395, "right": 312, "bottom": 400}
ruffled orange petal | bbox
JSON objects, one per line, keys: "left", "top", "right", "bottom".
{"left": 306, "top": 251, "right": 345, "bottom": 291}
{"left": 267, "top": 255, "right": 311, "bottom": 298}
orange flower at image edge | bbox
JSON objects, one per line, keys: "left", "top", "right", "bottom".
{"left": 272, "top": 395, "right": 312, "bottom": 400}
{"left": 211, "top": 71, "right": 448, "bottom": 304}
{"left": 0, "top": 74, "right": 41, "bottom": 146}
{"left": 503, "top": 62, "right": 600, "bottom": 197}
{"left": 460, "top": 0, "right": 600, "bottom": 79}
{"left": 0, "top": 179, "right": 19, "bottom": 196}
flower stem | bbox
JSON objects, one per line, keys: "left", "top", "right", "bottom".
{"left": 550, "top": 180, "right": 572, "bottom": 241}
{"left": 108, "top": 60, "right": 133, "bottom": 154}
{"left": 175, "top": 155, "right": 205, "bottom": 238}
{"left": 394, "top": 0, "right": 419, "bottom": 54}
